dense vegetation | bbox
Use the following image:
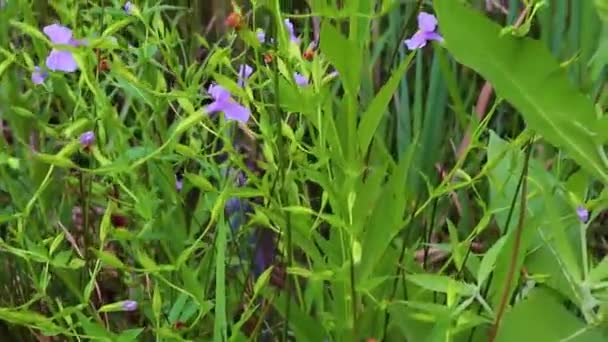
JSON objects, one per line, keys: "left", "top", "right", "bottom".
{"left": 0, "top": 0, "right": 607, "bottom": 341}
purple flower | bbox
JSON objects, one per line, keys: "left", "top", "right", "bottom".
{"left": 237, "top": 64, "right": 253, "bottom": 87}
{"left": 576, "top": 206, "right": 589, "bottom": 223}
{"left": 284, "top": 19, "right": 299, "bottom": 43}
{"left": 122, "top": 300, "right": 138, "bottom": 311}
{"left": 124, "top": 1, "right": 133, "bottom": 14}
{"left": 256, "top": 30, "right": 266, "bottom": 43}
{"left": 252, "top": 229, "right": 275, "bottom": 279}
{"left": 79, "top": 131, "right": 95, "bottom": 147}
{"left": 175, "top": 177, "right": 183, "bottom": 191}
{"left": 43, "top": 24, "right": 84, "bottom": 72}
{"left": 31, "top": 66, "right": 48, "bottom": 85}
{"left": 206, "top": 84, "right": 250, "bottom": 123}
{"left": 223, "top": 168, "right": 250, "bottom": 231}
{"left": 225, "top": 197, "right": 245, "bottom": 216}
{"left": 256, "top": 29, "right": 276, "bottom": 44}
{"left": 294, "top": 73, "right": 308, "bottom": 86}
{"left": 404, "top": 12, "right": 443, "bottom": 50}
{"left": 223, "top": 167, "right": 246, "bottom": 187}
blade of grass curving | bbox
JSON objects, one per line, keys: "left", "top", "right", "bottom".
{"left": 213, "top": 218, "right": 228, "bottom": 342}
{"left": 358, "top": 53, "right": 414, "bottom": 155}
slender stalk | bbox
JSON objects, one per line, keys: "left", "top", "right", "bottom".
{"left": 488, "top": 140, "right": 533, "bottom": 342}
{"left": 467, "top": 138, "right": 532, "bottom": 342}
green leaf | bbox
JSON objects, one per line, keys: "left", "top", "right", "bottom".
{"left": 272, "top": 292, "right": 328, "bottom": 341}
{"left": 358, "top": 53, "right": 414, "bottom": 154}
{"left": 34, "top": 153, "right": 77, "bottom": 169}
{"left": 116, "top": 328, "right": 144, "bottom": 342}
{"left": 0, "top": 53, "right": 15, "bottom": 79}
{"left": 406, "top": 274, "right": 476, "bottom": 296}
{"left": 435, "top": 0, "right": 608, "bottom": 183}
{"left": 213, "top": 220, "right": 228, "bottom": 342}
{"left": 168, "top": 293, "right": 189, "bottom": 323}
{"left": 152, "top": 283, "right": 162, "bottom": 323}
{"left": 496, "top": 288, "right": 605, "bottom": 342}
{"left": 9, "top": 20, "right": 49, "bottom": 44}
{"left": 596, "top": 0, "right": 608, "bottom": 22}
{"left": 357, "top": 143, "right": 415, "bottom": 282}
{"left": 94, "top": 250, "right": 126, "bottom": 269}
{"left": 320, "top": 22, "right": 361, "bottom": 97}
{"left": 0, "top": 307, "right": 62, "bottom": 334}
{"left": 589, "top": 256, "right": 608, "bottom": 283}
{"left": 177, "top": 97, "right": 196, "bottom": 116}
{"left": 184, "top": 173, "right": 216, "bottom": 192}
{"left": 75, "top": 312, "right": 114, "bottom": 341}
{"left": 101, "top": 18, "right": 134, "bottom": 38}
{"left": 477, "top": 236, "right": 506, "bottom": 285}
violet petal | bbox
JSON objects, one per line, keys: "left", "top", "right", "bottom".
{"left": 404, "top": 31, "right": 427, "bottom": 50}
{"left": 208, "top": 84, "right": 231, "bottom": 102}
{"left": 294, "top": 73, "right": 308, "bottom": 86}
{"left": 46, "top": 49, "right": 78, "bottom": 72}
{"left": 418, "top": 12, "right": 438, "bottom": 33}
{"left": 31, "top": 66, "right": 48, "bottom": 85}
{"left": 222, "top": 101, "right": 250, "bottom": 123}
{"left": 43, "top": 24, "right": 73, "bottom": 44}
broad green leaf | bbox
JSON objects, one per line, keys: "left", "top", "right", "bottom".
{"left": 435, "top": 0, "right": 608, "bottom": 183}
{"left": 496, "top": 288, "right": 605, "bottom": 342}
{"left": 485, "top": 132, "right": 544, "bottom": 307}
